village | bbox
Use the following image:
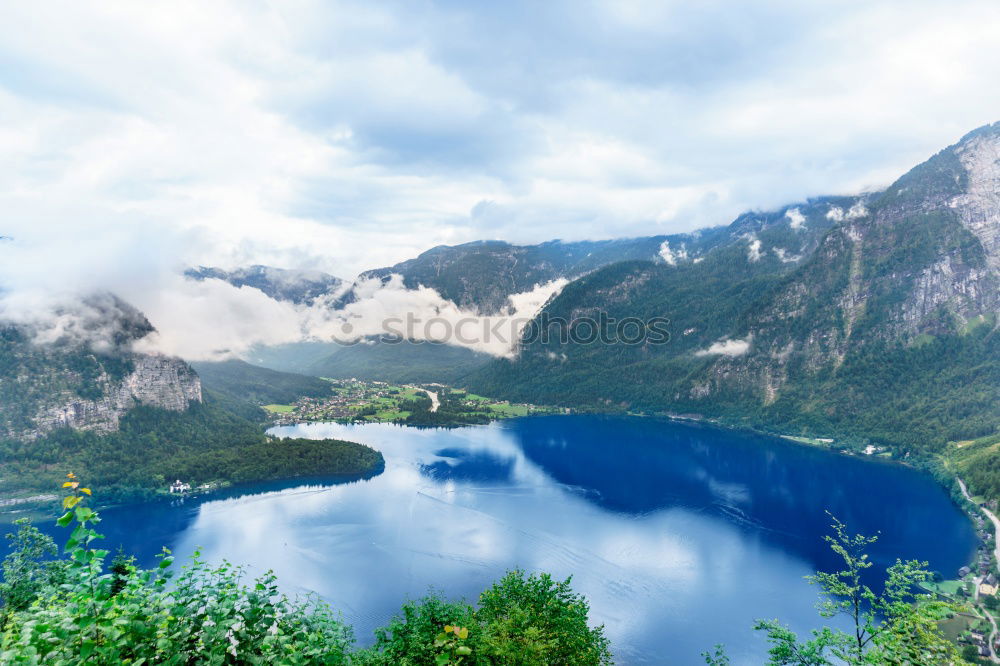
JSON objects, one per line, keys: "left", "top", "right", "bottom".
{"left": 263, "top": 378, "right": 557, "bottom": 426}
{"left": 921, "top": 485, "right": 1000, "bottom": 662}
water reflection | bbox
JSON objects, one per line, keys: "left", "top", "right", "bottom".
{"left": 24, "top": 416, "right": 976, "bottom": 665}
{"left": 420, "top": 448, "right": 517, "bottom": 484}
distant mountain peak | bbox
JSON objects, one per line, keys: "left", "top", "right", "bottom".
{"left": 184, "top": 264, "right": 344, "bottom": 305}
{"left": 951, "top": 122, "right": 1000, "bottom": 272}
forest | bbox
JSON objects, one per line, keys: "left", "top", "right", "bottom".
{"left": 0, "top": 390, "right": 383, "bottom": 506}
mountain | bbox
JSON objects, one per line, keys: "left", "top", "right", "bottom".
{"left": 359, "top": 237, "right": 701, "bottom": 314}
{"left": 191, "top": 358, "right": 334, "bottom": 405}
{"left": 0, "top": 295, "right": 383, "bottom": 505}
{"left": 241, "top": 341, "right": 345, "bottom": 375}
{"left": 358, "top": 195, "right": 859, "bottom": 314}
{"left": 306, "top": 338, "right": 491, "bottom": 384}
{"left": 469, "top": 123, "right": 1000, "bottom": 462}
{"left": 0, "top": 294, "right": 201, "bottom": 441}
{"left": 239, "top": 338, "right": 491, "bottom": 385}
{"left": 184, "top": 265, "right": 345, "bottom": 305}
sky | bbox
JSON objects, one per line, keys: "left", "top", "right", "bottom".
{"left": 2, "top": 0, "right": 1000, "bottom": 279}
{"left": 1, "top": 1, "right": 1000, "bottom": 357}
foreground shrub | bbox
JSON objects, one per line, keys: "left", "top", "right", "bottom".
{"left": 356, "top": 571, "right": 612, "bottom": 665}
{"left": 703, "top": 514, "right": 970, "bottom": 666}
{"left": 0, "top": 476, "right": 353, "bottom": 665}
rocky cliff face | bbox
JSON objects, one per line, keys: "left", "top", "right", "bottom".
{"left": 702, "top": 123, "right": 1000, "bottom": 402}
{"left": 28, "top": 354, "right": 202, "bottom": 438}
{"left": 469, "top": 122, "right": 1000, "bottom": 448}
{"left": 952, "top": 123, "right": 1000, "bottom": 272}
{"left": 359, "top": 198, "right": 855, "bottom": 315}
{"left": 0, "top": 295, "right": 203, "bottom": 441}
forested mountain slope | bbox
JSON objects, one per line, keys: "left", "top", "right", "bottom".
{"left": 191, "top": 358, "right": 334, "bottom": 406}
{"left": 0, "top": 294, "right": 201, "bottom": 441}
{"left": 359, "top": 195, "right": 856, "bottom": 314}
{"left": 0, "top": 296, "right": 382, "bottom": 504}
{"left": 469, "top": 123, "right": 1000, "bottom": 472}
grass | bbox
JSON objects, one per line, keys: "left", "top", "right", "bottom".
{"left": 921, "top": 580, "right": 965, "bottom": 596}
{"left": 779, "top": 435, "right": 833, "bottom": 447}
{"left": 489, "top": 404, "right": 529, "bottom": 417}
{"left": 263, "top": 404, "right": 295, "bottom": 413}
{"left": 937, "top": 613, "right": 978, "bottom": 642}
{"left": 961, "top": 313, "right": 996, "bottom": 336}
{"left": 364, "top": 409, "right": 410, "bottom": 421}
{"left": 951, "top": 432, "right": 1000, "bottom": 450}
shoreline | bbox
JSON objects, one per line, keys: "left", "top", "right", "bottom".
{"left": 2, "top": 411, "right": 983, "bottom": 541}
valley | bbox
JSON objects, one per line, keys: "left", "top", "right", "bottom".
{"left": 1, "top": 121, "right": 999, "bottom": 664}
{"left": 4, "top": 5, "right": 999, "bottom": 662}
{"left": 263, "top": 378, "right": 559, "bottom": 426}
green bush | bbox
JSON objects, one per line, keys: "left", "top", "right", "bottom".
{"left": 356, "top": 571, "right": 612, "bottom": 665}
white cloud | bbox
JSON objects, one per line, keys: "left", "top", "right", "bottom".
{"left": 825, "top": 206, "right": 844, "bottom": 221}
{"left": 846, "top": 202, "right": 869, "bottom": 219}
{"left": 658, "top": 240, "right": 688, "bottom": 266}
{"left": 746, "top": 237, "right": 763, "bottom": 262}
{"left": 1, "top": 0, "right": 999, "bottom": 352}
{"left": 784, "top": 207, "right": 806, "bottom": 230}
{"left": 772, "top": 247, "right": 802, "bottom": 263}
{"left": 695, "top": 337, "right": 752, "bottom": 357}
{"left": 131, "top": 275, "right": 567, "bottom": 360}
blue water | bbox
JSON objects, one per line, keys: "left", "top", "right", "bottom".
{"left": 16, "top": 416, "right": 977, "bottom": 664}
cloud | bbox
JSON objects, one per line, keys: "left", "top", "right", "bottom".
{"left": 772, "top": 247, "right": 801, "bottom": 264}
{"left": 746, "top": 237, "right": 763, "bottom": 262}
{"left": 130, "top": 274, "right": 567, "bottom": 360}
{"left": 1, "top": 0, "right": 998, "bottom": 282}
{"left": 695, "top": 337, "right": 752, "bottom": 357}
{"left": 1, "top": 1, "right": 999, "bottom": 356}
{"left": 658, "top": 240, "right": 688, "bottom": 266}
{"left": 846, "top": 202, "right": 869, "bottom": 219}
{"left": 784, "top": 207, "right": 806, "bottom": 230}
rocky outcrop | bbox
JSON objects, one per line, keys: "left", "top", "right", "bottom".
{"left": 0, "top": 294, "right": 203, "bottom": 441}
{"left": 951, "top": 123, "right": 1000, "bottom": 273}
{"left": 18, "top": 354, "right": 202, "bottom": 440}
{"left": 473, "top": 121, "right": 1000, "bottom": 426}
{"left": 704, "top": 124, "right": 1000, "bottom": 398}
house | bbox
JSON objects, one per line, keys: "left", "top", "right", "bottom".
{"left": 979, "top": 583, "right": 997, "bottom": 596}
{"left": 987, "top": 573, "right": 998, "bottom": 586}
{"left": 169, "top": 479, "right": 192, "bottom": 494}
{"left": 959, "top": 566, "right": 972, "bottom": 577}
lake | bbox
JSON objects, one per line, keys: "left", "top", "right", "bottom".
{"left": 31, "top": 416, "right": 979, "bottom": 664}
